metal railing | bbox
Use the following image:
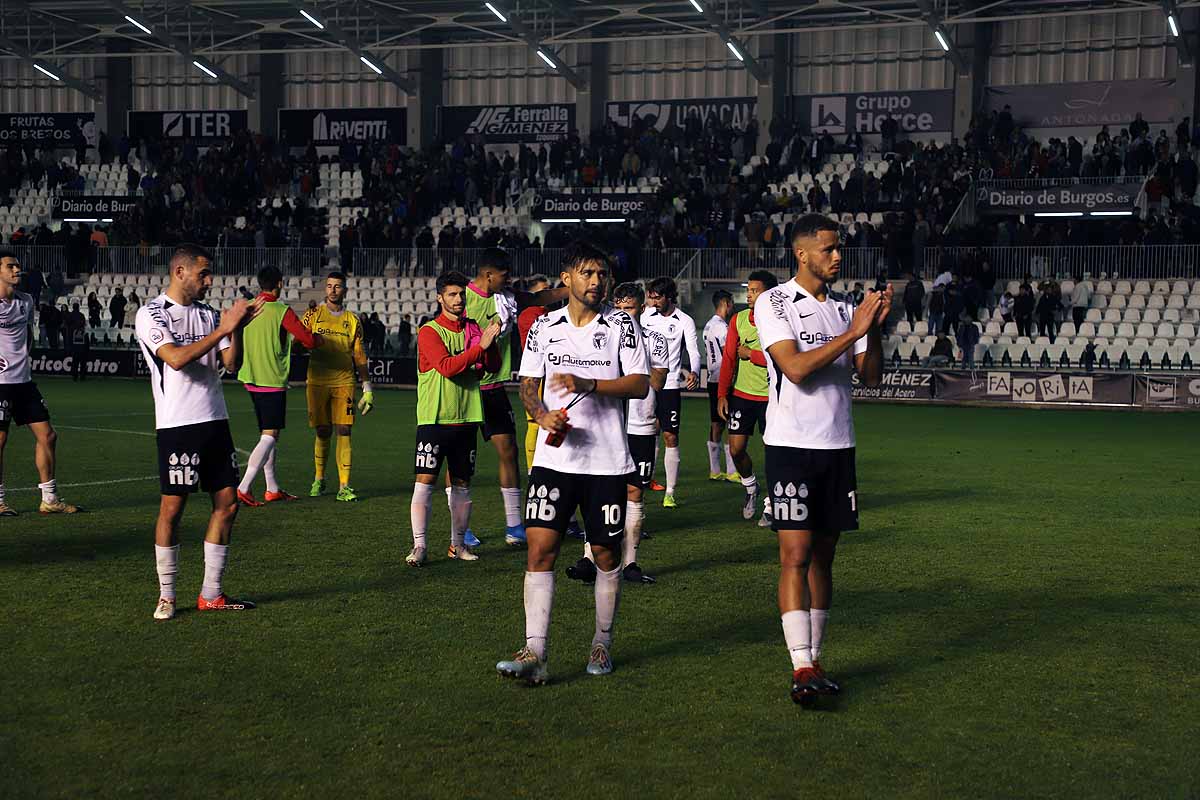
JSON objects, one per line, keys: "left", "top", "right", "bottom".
{"left": 8, "top": 244, "right": 1199, "bottom": 282}
{"left": 973, "top": 175, "right": 1147, "bottom": 189}
{"left": 924, "top": 245, "right": 1200, "bottom": 281}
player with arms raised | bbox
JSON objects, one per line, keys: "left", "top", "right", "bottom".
{"left": 406, "top": 271, "right": 501, "bottom": 565}
{"left": 135, "top": 244, "right": 258, "bottom": 620}
{"left": 754, "top": 215, "right": 889, "bottom": 706}
{"left": 496, "top": 242, "right": 649, "bottom": 684}
{"left": 302, "top": 272, "right": 373, "bottom": 502}
{"left": 0, "top": 249, "right": 79, "bottom": 516}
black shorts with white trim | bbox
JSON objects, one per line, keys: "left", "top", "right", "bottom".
{"left": 480, "top": 386, "right": 517, "bottom": 441}
{"left": 249, "top": 390, "right": 288, "bottom": 431}
{"left": 156, "top": 420, "right": 239, "bottom": 496}
{"left": 707, "top": 381, "right": 721, "bottom": 423}
{"left": 765, "top": 445, "right": 858, "bottom": 533}
{"left": 0, "top": 381, "right": 50, "bottom": 430}
{"left": 726, "top": 395, "right": 767, "bottom": 437}
{"left": 626, "top": 433, "right": 658, "bottom": 489}
{"left": 655, "top": 388, "right": 682, "bottom": 435}
{"left": 525, "top": 466, "right": 626, "bottom": 543}
{"left": 414, "top": 424, "right": 479, "bottom": 479}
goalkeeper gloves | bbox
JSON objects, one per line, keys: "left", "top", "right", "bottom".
{"left": 358, "top": 381, "right": 375, "bottom": 415}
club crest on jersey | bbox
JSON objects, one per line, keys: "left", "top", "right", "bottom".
{"left": 150, "top": 329, "right": 163, "bottom": 344}
{"left": 838, "top": 305, "right": 848, "bottom": 322}
{"left": 668, "top": 323, "right": 677, "bottom": 334}
{"left": 592, "top": 330, "right": 608, "bottom": 350}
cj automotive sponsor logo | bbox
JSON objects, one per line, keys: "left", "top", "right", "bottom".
{"left": 547, "top": 352, "right": 611, "bottom": 368}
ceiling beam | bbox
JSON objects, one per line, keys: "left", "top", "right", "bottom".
{"left": 0, "top": 33, "right": 102, "bottom": 99}
{"left": 487, "top": 2, "right": 587, "bottom": 90}
{"left": 287, "top": 2, "right": 418, "bottom": 93}
{"left": 106, "top": 0, "right": 256, "bottom": 97}
{"left": 915, "top": 0, "right": 969, "bottom": 73}
{"left": 1163, "top": 1, "right": 1193, "bottom": 66}
{"left": 697, "top": 3, "right": 770, "bottom": 82}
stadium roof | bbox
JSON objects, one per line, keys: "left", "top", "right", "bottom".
{"left": 0, "top": 0, "right": 1176, "bottom": 60}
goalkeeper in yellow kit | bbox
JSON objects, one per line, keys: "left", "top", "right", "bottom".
{"left": 301, "top": 272, "right": 373, "bottom": 501}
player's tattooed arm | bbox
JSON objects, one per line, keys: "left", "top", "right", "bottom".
{"left": 649, "top": 367, "right": 668, "bottom": 392}
{"left": 522, "top": 377, "right": 568, "bottom": 433}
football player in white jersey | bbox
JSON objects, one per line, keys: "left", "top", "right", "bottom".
{"left": 496, "top": 242, "right": 649, "bottom": 684}
{"left": 640, "top": 277, "right": 701, "bottom": 508}
{"left": 754, "top": 214, "right": 890, "bottom": 706}
{"left": 701, "top": 290, "right": 738, "bottom": 482}
{"left": 0, "top": 249, "right": 79, "bottom": 516}
{"left": 565, "top": 281, "right": 668, "bottom": 585}
{"left": 135, "top": 244, "right": 259, "bottom": 621}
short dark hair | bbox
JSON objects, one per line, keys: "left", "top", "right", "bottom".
{"left": 479, "top": 247, "right": 511, "bottom": 274}
{"left": 325, "top": 271, "right": 346, "bottom": 283}
{"left": 712, "top": 289, "right": 733, "bottom": 307}
{"left": 257, "top": 266, "right": 283, "bottom": 291}
{"left": 0, "top": 248, "right": 16, "bottom": 261}
{"left": 746, "top": 270, "right": 779, "bottom": 290}
{"left": 170, "top": 243, "right": 212, "bottom": 270}
{"left": 436, "top": 270, "right": 469, "bottom": 295}
{"left": 524, "top": 273, "right": 550, "bottom": 291}
{"left": 789, "top": 214, "right": 840, "bottom": 249}
{"left": 613, "top": 282, "right": 645, "bottom": 305}
{"left": 561, "top": 240, "right": 613, "bottom": 274}
{"left": 646, "top": 276, "right": 677, "bottom": 300}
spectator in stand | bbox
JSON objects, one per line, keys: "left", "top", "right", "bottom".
{"left": 108, "top": 287, "right": 126, "bottom": 329}
{"left": 1014, "top": 284, "right": 1035, "bottom": 338}
{"left": 928, "top": 285, "right": 945, "bottom": 336}
{"left": 1070, "top": 274, "right": 1091, "bottom": 327}
{"left": 398, "top": 316, "right": 412, "bottom": 356}
{"left": 39, "top": 301, "right": 62, "bottom": 348}
{"left": 21, "top": 262, "right": 44, "bottom": 307}
{"left": 956, "top": 315, "right": 980, "bottom": 368}
{"left": 943, "top": 280, "right": 965, "bottom": 335}
{"left": 927, "top": 333, "right": 954, "bottom": 367}
{"left": 87, "top": 291, "right": 102, "bottom": 328}
{"left": 999, "top": 291, "right": 1014, "bottom": 324}
{"left": 124, "top": 291, "right": 140, "bottom": 329}
{"left": 66, "top": 304, "right": 89, "bottom": 381}
{"left": 1036, "top": 280, "right": 1060, "bottom": 341}
{"left": 903, "top": 275, "right": 925, "bottom": 326}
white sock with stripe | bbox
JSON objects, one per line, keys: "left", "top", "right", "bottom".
{"left": 201, "top": 541, "right": 228, "bottom": 601}
{"left": 664, "top": 446, "right": 681, "bottom": 494}
{"left": 155, "top": 544, "right": 179, "bottom": 601}
{"left": 410, "top": 482, "right": 434, "bottom": 550}
{"left": 706, "top": 441, "right": 721, "bottom": 473}
{"left": 238, "top": 434, "right": 275, "bottom": 494}
{"left": 782, "top": 610, "right": 813, "bottom": 669}
{"left": 524, "top": 570, "right": 555, "bottom": 660}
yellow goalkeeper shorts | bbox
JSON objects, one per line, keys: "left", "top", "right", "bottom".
{"left": 307, "top": 383, "right": 356, "bottom": 428}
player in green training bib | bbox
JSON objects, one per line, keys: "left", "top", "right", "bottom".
{"left": 235, "top": 266, "right": 322, "bottom": 506}
{"left": 464, "top": 248, "right": 567, "bottom": 548}
{"left": 406, "top": 271, "right": 501, "bottom": 566}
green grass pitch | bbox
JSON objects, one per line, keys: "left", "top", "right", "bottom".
{"left": 2, "top": 377, "right": 1198, "bottom": 799}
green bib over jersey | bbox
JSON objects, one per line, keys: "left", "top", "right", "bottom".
{"left": 417, "top": 318, "right": 484, "bottom": 425}
{"left": 464, "top": 286, "right": 511, "bottom": 387}
{"left": 733, "top": 309, "right": 769, "bottom": 397}
{"left": 238, "top": 299, "right": 291, "bottom": 388}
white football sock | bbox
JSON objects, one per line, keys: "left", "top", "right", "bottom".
{"left": 592, "top": 565, "right": 622, "bottom": 648}
{"left": 706, "top": 440, "right": 721, "bottom": 474}
{"left": 38, "top": 479, "right": 57, "bottom": 504}
{"left": 449, "top": 486, "right": 472, "bottom": 549}
{"left": 238, "top": 434, "right": 276, "bottom": 494}
{"left": 524, "top": 570, "right": 555, "bottom": 660}
{"left": 155, "top": 544, "right": 179, "bottom": 601}
{"left": 664, "top": 446, "right": 681, "bottom": 494}
{"left": 201, "top": 541, "right": 228, "bottom": 601}
{"left": 811, "top": 608, "right": 830, "bottom": 661}
{"left": 782, "top": 609, "right": 813, "bottom": 669}
{"left": 622, "top": 500, "right": 644, "bottom": 566}
{"left": 501, "top": 487, "right": 522, "bottom": 527}
{"left": 409, "top": 482, "right": 434, "bottom": 549}
{"left": 724, "top": 444, "right": 736, "bottom": 475}
{"left": 263, "top": 445, "right": 281, "bottom": 494}
{"left": 0, "top": 482, "right": 7, "bottom": 506}
{"left": 741, "top": 473, "right": 758, "bottom": 495}
{"left": 583, "top": 541, "right": 594, "bottom": 561}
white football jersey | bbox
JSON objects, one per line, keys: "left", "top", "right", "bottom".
{"left": 136, "top": 294, "right": 231, "bottom": 430}
{"left": 521, "top": 304, "right": 649, "bottom": 475}
{"left": 627, "top": 326, "right": 668, "bottom": 436}
{"left": 640, "top": 306, "right": 701, "bottom": 390}
{"left": 701, "top": 314, "right": 728, "bottom": 377}
{"left": 0, "top": 290, "right": 33, "bottom": 384}
{"left": 754, "top": 279, "right": 867, "bottom": 450}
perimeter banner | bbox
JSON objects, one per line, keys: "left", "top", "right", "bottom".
{"left": 279, "top": 107, "right": 407, "bottom": 147}
{"left": 606, "top": 97, "right": 757, "bottom": 132}
{"left": 793, "top": 89, "right": 954, "bottom": 135}
{"left": 439, "top": 104, "right": 574, "bottom": 144}
{"left": 0, "top": 112, "right": 96, "bottom": 147}
{"left": 533, "top": 192, "right": 650, "bottom": 219}
{"left": 983, "top": 80, "right": 1181, "bottom": 128}
{"left": 935, "top": 371, "right": 1132, "bottom": 405}
{"left": 851, "top": 369, "right": 935, "bottom": 400}
{"left": 51, "top": 195, "right": 139, "bottom": 221}
{"left": 128, "top": 110, "right": 249, "bottom": 143}
{"left": 976, "top": 182, "right": 1138, "bottom": 215}
{"left": 1134, "top": 374, "right": 1200, "bottom": 408}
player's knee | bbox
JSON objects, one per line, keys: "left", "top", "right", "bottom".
{"left": 335, "top": 425, "right": 352, "bottom": 437}
{"left": 40, "top": 427, "right": 58, "bottom": 447}
{"left": 780, "top": 545, "right": 812, "bottom": 571}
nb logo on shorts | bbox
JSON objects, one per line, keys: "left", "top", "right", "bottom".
{"left": 167, "top": 451, "right": 200, "bottom": 487}
{"left": 415, "top": 441, "right": 439, "bottom": 470}
{"left": 526, "top": 484, "right": 557, "bottom": 522}
{"left": 772, "top": 482, "right": 809, "bottom": 522}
